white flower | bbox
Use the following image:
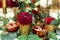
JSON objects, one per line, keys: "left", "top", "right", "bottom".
{"left": 39, "top": 0, "right": 47, "bottom": 8}
{"left": 50, "top": 9, "right": 59, "bottom": 20}
{"left": 58, "top": 24, "right": 60, "bottom": 29}
{"left": 33, "top": 7, "right": 38, "bottom": 11}
{"left": 0, "top": 30, "right": 8, "bottom": 35}
{"left": 0, "top": 30, "right": 4, "bottom": 34}
{"left": 35, "top": 2, "right": 39, "bottom": 6}
{"left": 6, "top": 8, "right": 14, "bottom": 18}
{"left": 0, "top": 39, "right": 2, "bottom": 40}
{"left": 0, "top": 21, "right": 3, "bottom": 26}
{"left": 0, "top": 8, "right": 5, "bottom": 17}
{"left": 26, "top": 7, "right": 31, "bottom": 12}
{"left": 26, "top": 0, "right": 31, "bottom": 4}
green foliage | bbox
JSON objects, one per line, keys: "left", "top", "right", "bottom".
{"left": 56, "top": 29, "right": 60, "bottom": 36}
{"left": 29, "top": 3, "right": 35, "bottom": 8}
{"left": 0, "top": 30, "right": 19, "bottom": 40}
{"left": 18, "top": 34, "right": 42, "bottom": 40}
{"left": 0, "top": 16, "right": 4, "bottom": 21}
{"left": 48, "top": 31, "right": 58, "bottom": 40}
{"left": 50, "top": 19, "right": 59, "bottom": 26}
{"left": 36, "top": 0, "right": 40, "bottom": 2}
{"left": 12, "top": 17, "right": 17, "bottom": 21}
{"left": 41, "top": 13, "right": 46, "bottom": 19}
{"left": 18, "top": 35, "right": 27, "bottom": 40}
{"left": 3, "top": 18, "right": 9, "bottom": 25}
{"left": 0, "top": 26, "right": 6, "bottom": 31}
{"left": 19, "top": 2, "right": 26, "bottom": 11}
{"left": 58, "top": 18, "right": 60, "bottom": 24}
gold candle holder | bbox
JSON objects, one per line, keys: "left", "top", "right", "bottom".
{"left": 19, "top": 24, "right": 30, "bottom": 35}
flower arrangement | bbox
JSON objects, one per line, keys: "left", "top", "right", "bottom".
{"left": 0, "top": 0, "right": 60, "bottom": 40}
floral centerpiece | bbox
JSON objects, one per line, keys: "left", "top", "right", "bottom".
{"left": 0, "top": 0, "right": 60, "bottom": 40}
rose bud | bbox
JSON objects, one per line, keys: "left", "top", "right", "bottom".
{"left": 44, "top": 17, "right": 54, "bottom": 24}
{"left": 32, "top": 9, "right": 38, "bottom": 15}
{"left": 32, "top": 25, "right": 48, "bottom": 37}
{"left": 7, "top": 0, "right": 19, "bottom": 7}
{"left": 6, "top": 22, "right": 19, "bottom": 32}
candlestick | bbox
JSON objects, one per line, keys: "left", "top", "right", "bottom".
{"left": 3, "top": 0, "right": 7, "bottom": 14}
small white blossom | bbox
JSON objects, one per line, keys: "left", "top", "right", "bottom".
{"left": 33, "top": 7, "right": 38, "bottom": 11}
{"left": 0, "top": 39, "right": 2, "bottom": 40}
{"left": 0, "top": 21, "right": 3, "bottom": 26}
{"left": 26, "top": 0, "right": 31, "bottom": 4}
{"left": 35, "top": 2, "right": 39, "bottom": 6}
{"left": 0, "top": 30, "right": 4, "bottom": 34}
{"left": 58, "top": 24, "right": 60, "bottom": 29}
{"left": 26, "top": 7, "right": 31, "bottom": 12}
{"left": 6, "top": 8, "right": 14, "bottom": 18}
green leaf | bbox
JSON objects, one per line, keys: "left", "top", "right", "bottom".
{"left": 56, "top": 29, "right": 60, "bottom": 36}
{"left": 19, "top": 2, "right": 26, "bottom": 11}
{"left": 0, "top": 16, "right": 4, "bottom": 21}
{"left": 18, "top": 35, "right": 27, "bottom": 40}
{"left": 36, "top": 0, "right": 40, "bottom": 2}
{"left": 1, "top": 31, "right": 18, "bottom": 40}
{"left": 0, "top": 26, "right": 6, "bottom": 31}
{"left": 58, "top": 18, "right": 60, "bottom": 24}
{"left": 18, "top": 34, "right": 42, "bottom": 40}
{"left": 50, "top": 19, "right": 59, "bottom": 26}
{"left": 12, "top": 17, "right": 17, "bottom": 21}
{"left": 29, "top": 3, "right": 35, "bottom": 8}
{"left": 3, "top": 18, "right": 9, "bottom": 25}
{"left": 48, "top": 31, "right": 58, "bottom": 40}
{"left": 41, "top": 13, "right": 46, "bottom": 19}
{"left": 29, "top": 34, "right": 42, "bottom": 40}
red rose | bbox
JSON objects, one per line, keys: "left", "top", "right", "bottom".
{"left": 17, "top": 12, "right": 32, "bottom": 25}
{"left": 44, "top": 17, "right": 54, "bottom": 24}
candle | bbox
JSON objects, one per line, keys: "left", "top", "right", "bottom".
{"left": 3, "top": 0, "right": 7, "bottom": 14}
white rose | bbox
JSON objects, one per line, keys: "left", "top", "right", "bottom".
{"left": 35, "top": 2, "right": 39, "bottom": 6}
